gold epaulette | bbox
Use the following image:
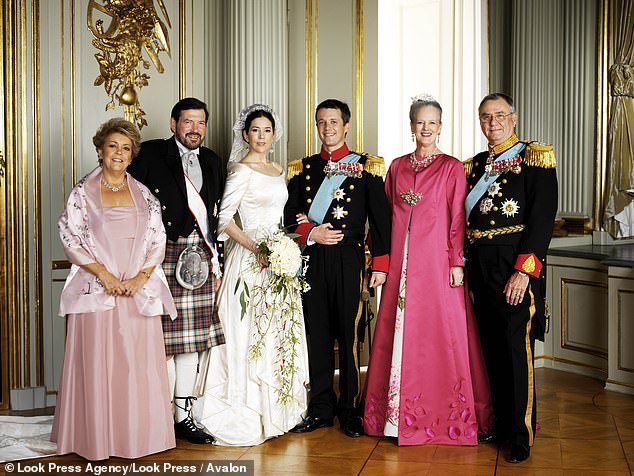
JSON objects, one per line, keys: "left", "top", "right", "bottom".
{"left": 287, "top": 158, "right": 304, "bottom": 180}
{"left": 524, "top": 142, "right": 556, "bottom": 168}
{"left": 363, "top": 154, "right": 386, "bottom": 177}
{"left": 463, "top": 157, "right": 474, "bottom": 177}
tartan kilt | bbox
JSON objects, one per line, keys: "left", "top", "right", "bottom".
{"left": 162, "top": 230, "right": 225, "bottom": 355}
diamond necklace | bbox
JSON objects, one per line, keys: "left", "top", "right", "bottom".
{"left": 101, "top": 176, "right": 127, "bottom": 192}
{"left": 409, "top": 147, "right": 440, "bottom": 172}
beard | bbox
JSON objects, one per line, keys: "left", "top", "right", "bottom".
{"left": 176, "top": 131, "right": 203, "bottom": 150}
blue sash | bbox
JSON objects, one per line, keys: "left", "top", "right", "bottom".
{"left": 465, "top": 142, "right": 526, "bottom": 219}
{"left": 308, "top": 153, "right": 361, "bottom": 225}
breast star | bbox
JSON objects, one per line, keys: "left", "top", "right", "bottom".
{"left": 331, "top": 205, "right": 346, "bottom": 220}
{"left": 332, "top": 188, "right": 346, "bottom": 201}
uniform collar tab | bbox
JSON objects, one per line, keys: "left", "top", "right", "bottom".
{"left": 320, "top": 144, "right": 350, "bottom": 161}
{"left": 489, "top": 133, "right": 519, "bottom": 155}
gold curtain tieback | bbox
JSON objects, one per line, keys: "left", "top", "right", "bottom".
{"left": 609, "top": 64, "right": 634, "bottom": 97}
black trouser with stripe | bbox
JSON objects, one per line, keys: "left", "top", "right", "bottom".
{"left": 302, "top": 241, "right": 365, "bottom": 421}
{"left": 467, "top": 244, "right": 537, "bottom": 448}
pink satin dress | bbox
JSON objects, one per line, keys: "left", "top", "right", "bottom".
{"left": 51, "top": 206, "right": 175, "bottom": 460}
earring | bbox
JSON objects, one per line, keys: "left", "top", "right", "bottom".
{"left": 436, "top": 135, "right": 440, "bottom": 143}
{"left": 411, "top": 133, "right": 415, "bottom": 142}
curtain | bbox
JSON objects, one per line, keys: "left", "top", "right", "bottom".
{"left": 603, "top": 0, "right": 634, "bottom": 238}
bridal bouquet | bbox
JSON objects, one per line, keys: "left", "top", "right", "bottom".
{"left": 234, "top": 228, "right": 310, "bottom": 405}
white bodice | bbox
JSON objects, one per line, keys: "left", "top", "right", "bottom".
{"left": 217, "top": 163, "right": 288, "bottom": 240}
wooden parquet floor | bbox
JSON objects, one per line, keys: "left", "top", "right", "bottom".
{"left": 2, "top": 368, "right": 634, "bottom": 475}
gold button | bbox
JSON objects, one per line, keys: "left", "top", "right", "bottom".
{"left": 344, "top": 211, "right": 348, "bottom": 216}
{"left": 502, "top": 179, "right": 507, "bottom": 184}
{"left": 490, "top": 220, "right": 495, "bottom": 225}
{"left": 493, "top": 206, "right": 498, "bottom": 211}
{"left": 306, "top": 164, "right": 311, "bottom": 169}
{"left": 487, "top": 235, "right": 493, "bottom": 240}
{"left": 346, "top": 198, "right": 351, "bottom": 202}
{"left": 342, "top": 224, "right": 347, "bottom": 229}
{"left": 469, "top": 185, "right": 473, "bottom": 189}
{"left": 467, "top": 221, "right": 470, "bottom": 226}
{"left": 497, "top": 192, "right": 502, "bottom": 197}
{"left": 307, "top": 198, "right": 312, "bottom": 203}
{"left": 471, "top": 173, "right": 476, "bottom": 178}
{"left": 349, "top": 185, "right": 355, "bottom": 190}
{"left": 305, "top": 175, "right": 310, "bottom": 180}
{"left": 475, "top": 162, "right": 479, "bottom": 166}
{"left": 306, "top": 186, "right": 311, "bottom": 191}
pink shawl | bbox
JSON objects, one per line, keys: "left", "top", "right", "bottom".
{"left": 58, "top": 167, "right": 177, "bottom": 318}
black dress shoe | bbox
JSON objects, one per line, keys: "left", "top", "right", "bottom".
{"left": 341, "top": 417, "right": 364, "bottom": 438}
{"left": 290, "top": 415, "right": 334, "bottom": 433}
{"left": 507, "top": 443, "right": 530, "bottom": 463}
{"left": 174, "top": 416, "right": 215, "bottom": 444}
{"left": 477, "top": 433, "right": 498, "bottom": 444}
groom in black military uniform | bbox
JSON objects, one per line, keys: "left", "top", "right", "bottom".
{"left": 465, "top": 93, "right": 558, "bottom": 463}
{"left": 284, "top": 99, "right": 391, "bottom": 437}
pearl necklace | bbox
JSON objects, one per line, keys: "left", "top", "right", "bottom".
{"left": 101, "top": 176, "right": 127, "bottom": 192}
{"left": 409, "top": 147, "right": 440, "bottom": 172}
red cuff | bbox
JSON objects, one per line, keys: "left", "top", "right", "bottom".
{"left": 371, "top": 254, "right": 389, "bottom": 273}
{"left": 514, "top": 253, "right": 542, "bottom": 278}
{"left": 295, "top": 223, "right": 315, "bottom": 246}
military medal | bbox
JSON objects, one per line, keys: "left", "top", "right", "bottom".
{"left": 485, "top": 155, "right": 523, "bottom": 178}
{"left": 332, "top": 188, "right": 346, "bottom": 201}
{"left": 501, "top": 198, "right": 520, "bottom": 217}
{"left": 323, "top": 160, "right": 364, "bottom": 178}
{"left": 331, "top": 205, "right": 346, "bottom": 220}
{"left": 479, "top": 197, "right": 494, "bottom": 214}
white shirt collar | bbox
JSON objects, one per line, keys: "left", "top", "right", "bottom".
{"left": 174, "top": 138, "right": 200, "bottom": 158}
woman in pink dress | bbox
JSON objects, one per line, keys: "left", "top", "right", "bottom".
{"left": 363, "top": 95, "right": 494, "bottom": 445}
{"left": 52, "top": 118, "right": 177, "bottom": 460}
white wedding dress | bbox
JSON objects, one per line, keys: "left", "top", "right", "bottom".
{"left": 192, "top": 163, "right": 309, "bottom": 446}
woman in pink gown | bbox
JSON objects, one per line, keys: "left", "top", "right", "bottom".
{"left": 363, "top": 95, "right": 494, "bottom": 446}
{"left": 52, "top": 118, "right": 177, "bottom": 460}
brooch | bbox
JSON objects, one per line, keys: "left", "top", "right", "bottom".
{"left": 324, "top": 161, "right": 364, "bottom": 178}
{"left": 400, "top": 189, "right": 423, "bottom": 206}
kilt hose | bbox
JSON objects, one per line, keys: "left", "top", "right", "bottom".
{"left": 162, "top": 230, "right": 225, "bottom": 355}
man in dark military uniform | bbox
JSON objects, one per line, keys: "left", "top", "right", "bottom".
{"left": 284, "top": 99, "right": 391, "bottom": 437}
{"left": 465, "top": 93, "right": 558, "bottom": 463}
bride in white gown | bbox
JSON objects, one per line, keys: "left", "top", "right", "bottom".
{"left": 192, "top": 104, "right": 309, "bottom": 446}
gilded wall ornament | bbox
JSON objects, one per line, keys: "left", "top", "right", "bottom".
{"left": 87, "top": 0, "right": 171, "bottom": 128}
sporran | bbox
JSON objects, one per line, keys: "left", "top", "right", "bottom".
{"left": 175, "top": 245, "right": 209, "bottom": 290}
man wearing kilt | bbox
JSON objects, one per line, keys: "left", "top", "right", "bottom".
{"left": 284, "top": 99, "right": 391, "bottom": 438}
{"left": 464, "top": 93, "right": 558, "bottom": 463}
{"left": 129, "top": 97, "right": 225, "bottom": 444}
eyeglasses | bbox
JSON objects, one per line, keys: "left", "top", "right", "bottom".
{"left": 479, "top": 112, "right": 514, "bottom": 123}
